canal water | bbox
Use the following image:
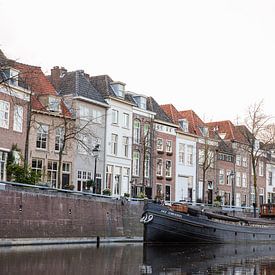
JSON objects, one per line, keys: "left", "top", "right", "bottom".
{"left": 1, "top": 243, "right": 275, "bottom": 274}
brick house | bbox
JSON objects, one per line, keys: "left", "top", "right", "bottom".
{"left": 0, "top": 50, "right": 31, "bottom": 181}
{"left": 13, "top": 62, "right": 75, "bottom": 188}
{"left": 126, "top": 92, "right": 156, "bottom": 198}
{"left": 147, "top": 97, "right": 178, "bottom": 201}
{"left": 206, "top": 121, "right": 262, "bottom": 207}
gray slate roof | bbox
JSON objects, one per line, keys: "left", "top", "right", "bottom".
{"left": 147, "top": 96, "right": 173, "bottom": 124}
{"left": 58, "top": 71, "right": 107, "bottom": 104}
{"left": 90, "top": 75, "right": 133, "bottom": 105}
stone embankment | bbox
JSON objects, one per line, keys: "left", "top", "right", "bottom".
{"left": 0, "top": 183, "right": 144, "bottom": 246}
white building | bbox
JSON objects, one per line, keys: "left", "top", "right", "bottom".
{"left": 91, "top": 76, "right": 134, "bottom": 197}
{"left": 175, "top": 130, "right": 197, "bottom": 202}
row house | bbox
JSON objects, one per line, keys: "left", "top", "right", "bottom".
{"left": 207, "top": 120, "right": 267, "bottom": 207}
{"left": 147, "top": 98, "right": 178, "bottom": 201}
{"left": 266, "top": 149, "right": 275, "bottom": 203}
{"left": 91, "top": 75, "right": 134, "bottom": 197}
{"left": 0, "top": 50, "right": 30, "bottom": 180}
{"left": 13, "top": 62, "right": 75, "bottom": 188}
{"left": 179, "top": 110, "right": 219, "bottom": 204}
{"left": 161, "top": 104, "right": 197, "bottom": 203}
{"left": 126, "top": 92, "right": 155, "bottom": 199}
{"left": 49, "top": 67, "right": 108, "bottom": 193}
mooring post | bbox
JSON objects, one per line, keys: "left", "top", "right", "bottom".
{"left": 96, "top": 236, "right": 100, "bottom": 248}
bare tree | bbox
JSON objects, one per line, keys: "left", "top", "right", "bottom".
{"left": 239, "top": 100, "right": 275, "bottom": 213}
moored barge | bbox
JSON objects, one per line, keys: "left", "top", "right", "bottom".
{"left": 141, "top": 201, "right": 275, "bottom": 243}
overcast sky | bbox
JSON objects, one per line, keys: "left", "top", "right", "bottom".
{"left": 1, "top": 0, "right": 275, "bottom": 123}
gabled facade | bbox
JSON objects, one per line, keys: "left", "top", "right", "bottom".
{"left": 91, "top": 75, "right": 134, "bottom": 197}
{"left": 161, "top": 104, "right": 197, "bottom": 203}
{"left": 13, "top": 62, "right": 75, "bottom": 189}
{"left": 50, "top": 67, "right": 108, "bottom": 193}
{"left": 179, "top": 110, "right": 219, "bottom": 204}
{"left": 0, "top": 50, "right": 31, "bottom": 181}
{"left": 127, "top": 92, "right": 155, "bottom": 198}
{"left": 147, "top": 98, "right": 178, "bottom": 201}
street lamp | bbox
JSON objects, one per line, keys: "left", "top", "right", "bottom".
{"left": 230, "top": 170, "right": 235, "bottom": 206}
{"left": 92, "top": 144, "right": 100, "bottom": 194}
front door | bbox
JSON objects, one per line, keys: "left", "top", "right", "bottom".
{"left": 62, "top": 174, "right": 70, "bottom": 189}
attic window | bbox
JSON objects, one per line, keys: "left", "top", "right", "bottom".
{"left": 111, "top": 82, "right": 125, "bottom": 98}
{"left": 48, "top": 96, "right": 60, "bottom": 112}
{"left": 179, "top": 119, "right": 188, "bottom": 133}
{"left": 3, "top": 68, "right": 19, "bottom": 86}
{"left": 199, "top": 126, "right": 209, "bottom": 137}
{"left": 133, "top": 96, "right": 147, "bottom": 109}
{"left": 219, "top": 133, "right": 226, "bottom": 139}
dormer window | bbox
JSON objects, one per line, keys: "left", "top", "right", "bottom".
{"left": 219, "top": 133, "right": 226, "bottom": 139}
{"left": 2, "top": 68, "right": 19, "bottom": 86}
{"left": 111, "top": 82, "right": 125, "bottom": 98}
{"left": 48, "top": 96, "right": 60, "bottom": 112}
{"left": 179, "top": 119, "right": 188, "bottom": 133}
{"left": 199, "top": 126, "right": 209, "bottom": 137}
{"left": 133, "top": 96, "right": 147, "bottom": 109}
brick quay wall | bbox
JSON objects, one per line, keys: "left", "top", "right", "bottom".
{"left": 0, "top": 183, "right": 144, "bottom": 239}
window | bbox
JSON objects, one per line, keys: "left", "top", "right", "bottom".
{"left": 0, "top": 151, "right": 7, "bottom": 181}
{"left": 32, "top": 159, "right": 43, "bottom": 179}
{"left": 242, "top": 173, "right": 247, "bottom": 188}
{"left": 236, "top": 172, "right": 241, "bottom": 187}
{"left": 156, "top": 159, "right": 163, "bottom": 176}
{"left": 166, "top": 140, "right": 172, "bottom": 153}
{"left": 36, "top": 124, "right": 48, "bottom": 149}
{"left": 236, "top": 155, "right": 241, "bottom": 166}
{"left": 179, "top": 143, "right": 185, "bottom": 164}
{"left": 157, "top": 138, "right": 163, "bottom": 151}
{"left": 165, "top": 160, "right": 172, "bottom": 178}
{"left": 198, "top": 149, "right": 205, "bottom": 165}
{"left": 62, "top": 162, "right": 70, "bottom": 173}
{"left": 269, "top": 171, "right": 273, "bottom": 186}
{"left": 78, "top": 136, "right": 88, "bottom": 154}
{"left": 134, "top": 96, "right": 147, "bottom": 109}
{"left": 179, "top": 119, "right": 188, "bottom": 133}
{"left": 0, "top": 100, "right": 10, "bottom": 129}
{"left": 111, "top": 134, "right": 118, "bottom": 155}
{"left": 55, "top": 128, "right": 64, "bottom": 152}
{"left": 47, "top": 161, "right": 58, "bottom": 187}
{"left": 79, "top": 105, "right": 89, "bottom": 120}
{"left": 48, "top": 96, "right": 60, "bottom": 112}
{"left": 187, "top": 145, "right": 193, "bottom": 166}
{"left": 219, "top": 170, "right": 224, "bottom": 185}
{"left": 145, "top": 153, "right": 150, "bottom": 178}
{"left": 122, "top": 136, "right": 129, "bottom": 157}
{"left": 133, "top": 120, "right": 141, "bottom": 144}
{"left": 242, "top": 156, "right": 247, "bottom": 167}
{"left": 13, "top": 105, "right": 23, "bottom": 132}
{"left": 111, "top": 83, "right": 125, "bottom": 98}
{"left": 199, "top": 126, "right": 209, "bottom": 137}
{"left": 92, "top": 109, "right": 102, "bottom": 123}
{"left": 144, "top": 123, "right": 150, "bottom": 146}
{"left": 133, "top": 151, "right": 140, "bottom": 176}
{"left": 259, "top": 161, "right": 264, "bottom": 176}
{"left": 226, "top": 170, "right": 231, "bottom": 185}
{"left": 112, "top": 109, "right": 118, "bottom": 124}
{"left": 123, "top": 113, "right": 129, "bottom": 128}
{"left": 105, "top": 165, "right": 113, "bottom": 190}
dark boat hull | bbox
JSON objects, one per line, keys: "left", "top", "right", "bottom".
{"left": 142, "top": 202, "right": 275, "bottom": 244}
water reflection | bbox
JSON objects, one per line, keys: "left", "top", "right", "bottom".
{"left": 143, "top": 243, "right": 275, "bottom": 274}
{"left": 1, "top": 243, "right": 275, "bottom": 274}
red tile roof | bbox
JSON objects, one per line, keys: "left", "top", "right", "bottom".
{"left": 160, "top": 104, "right": 181, "bottom": 125}
{"left": 179, "top": 110, "right": 206, "bottom": 136}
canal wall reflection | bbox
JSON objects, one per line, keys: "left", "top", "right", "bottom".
{"left": 2, "top": 243, "right": 275, "bottom": 274}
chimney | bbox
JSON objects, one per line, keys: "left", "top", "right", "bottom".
{"left": 50, "top": 66, "right": 67, "bottom": 90}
